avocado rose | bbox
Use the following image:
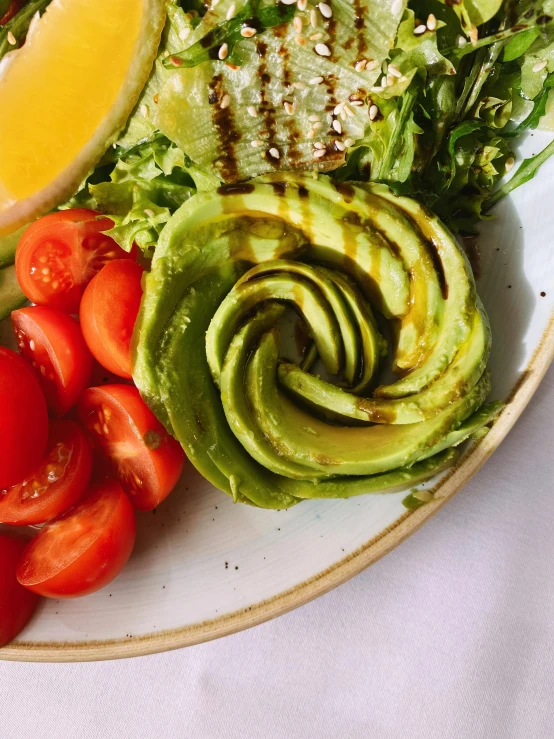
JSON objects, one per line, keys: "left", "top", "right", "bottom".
{"left": 133, "top": 174, "right": 501, "bottom": 509}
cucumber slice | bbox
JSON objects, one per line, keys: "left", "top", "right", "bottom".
{"left": 0, "top": 225, "right": 27, "bottom": 269}
{"left": 0, "top": 264, "right": 26, "bottom": 321}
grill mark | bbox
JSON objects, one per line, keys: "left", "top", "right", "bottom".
{"left": 218, "top": 184, "right": 255, "bottom": 196}
{"left": 257, "top": 39, "right": 279, "bottom": 168}
{"left": 426, "top": 238, "right": 448, "bottom": 299}
{"left": 352, "top": 0, "right": 367, "bottom": 58}
{"left": 269, "top": 182, "right": 287, "bottom": 196}
{"left": 210, "top": 74, "right": 241, "bottom": 182}
{"left": 280, "top": 43, "right": 301, "bottom": 165}
{"left": 333, "top": 182, "right": 355, "bottom": 203}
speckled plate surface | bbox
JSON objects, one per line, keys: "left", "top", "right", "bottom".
{"left": 1, "top": 131, "right": 553, "bottom": 663}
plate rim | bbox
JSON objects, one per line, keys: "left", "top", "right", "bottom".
{"left": 2, "top": 310, "right": 553, "bottom": 663}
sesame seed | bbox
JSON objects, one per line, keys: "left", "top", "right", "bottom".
{"left": 380, "top": 75, "right": 388, "bottom": 88}
{"left": 426, "top": 13, "right": 437, "bottom": 31}
{"left": 179, "top": 27, "right": 191, "bottom": 40}
{"left": 468, "top": 25, "right": 478, "bottom": 45}
{"left": 297, "top": 0, "right": 308, "bottom": 9}
{"left": 312, "top": 121, "right": 324, "bottom": 130}
{"left": 344, "top": 104, "right": 354, "bottom": 116}
{"left": 340, "top": 109, "right": 346, "bottom": 121}
{"left": 334, "top": 140, "right": 345, "bottom": 151}
{"left": 307, "top": 129, "right": 316, "bottom": 139}
{"left": 144, "top": 208, "right": 155, "bottom": 218}
{"left": 251, "top": 140, "right": 265, "bottom": 147}
{"left": 241, "top": 26, "right": 257, "bottom": 37}
{"left": 414, "top": 24, "right": 426, "bottom": 35}
{"left": 333, "top": 102, "right": 344, "bottom": 115}
{"left": 226, "top": 3, "right": 236, "bottom": 19}
{"left": 226, "top": 63, "right": 240, "bottom": 71}
{"left": 391, "top": 0, "right": 403, "bottom": 13}
{"left": 29, "top": 340, "right": 36, "bottom": 351}
{"left": 309, "top": 76, "right": 324, "bottom": 85}
{"left": 319, "top": 2, "right": 332, "bottom": 18}
{"left": 366, "top": 59, "right": 379, "bottom": 71}
{"left": 505, "top": 156, "right": 515, "bottom": 171}
{"left": 220, "top": 94, "right": 231, "bottom": 109}
{"left": 293, "top": 81, "right": 306, "bottom": 90}
{"left": 313, "top": 149, "right": 326, "bottom": 158}
{"left": 247, "top": 106, "right": 258, "bottom": 117}
{"left": 284, "top": 101, "right": 295, "bottom": 115}
{"left": 314, "top": 142, "right": 326, "bottom": 149}
{"left": 310, "top": 9, "right": 318, "bottom": 27}
{"left": 310, "top": 32, "right": 323, "bottom": 40}
{"left": 533, "top": 60, "right": 547, "bottom": 73}
{"left": 388, "top": 64, "right": 401, "bottom": 78}
{"left": 295, "top": 35, "right": 307, "bottom": 46}
{"left": 7, "top": 31, "right": 16, "bottom": 45}
{"left": 355, "top": 60, "right": 367, "bottom": 72}
{"left": 369, "top": 104, "right": 379, "bottom": 120}
{"left": 309, "top": 114, "right": 321, "bottom": 121}
{"left": 293, "top": 16, "right": 303, "bottom": 33}
{"left": 457, "top": 35, "right": 468, "bottom": 47}
{"left": 350, "top": 100, "right": 364, "bottom": 107}
{"left": 280, "top": 0, "right": 297, "bottom": 4}
{"left": 344, "top": 138, "right": 354, "bottom": 147}
{"left": 315, "top": 43, "right": 331, "bottom": 57}
{"left": 269, "top": 148, "right": 280, "bottom": 159}
{"left": 333, "top": 119, "right": 342, "bottom": 133}
{"left": 218, "top": 43, "right": 229, "bottom": 60}
{"left": 140, "top": 104, "right": 149, "bottom": 118}
{"left": 370, "top": 85, "right": 384, "bottom": 93}
{"left": 169, "top": 55, "right": 183, "bottom": 67}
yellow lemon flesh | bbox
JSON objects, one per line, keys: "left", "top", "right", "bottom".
{"left": 0, "top": 0, "right": 166, "bottom": 236}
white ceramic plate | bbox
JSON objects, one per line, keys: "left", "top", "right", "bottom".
{"left": 1, "top": 131, "right": 553, "bottom": 663}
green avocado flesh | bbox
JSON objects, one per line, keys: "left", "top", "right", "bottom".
{"left": 133, "top": 173, "right": 502, "bottom": 508}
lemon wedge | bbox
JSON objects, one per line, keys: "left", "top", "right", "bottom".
{"left": 0, "top": 0, "right": 166, "bottom": 236}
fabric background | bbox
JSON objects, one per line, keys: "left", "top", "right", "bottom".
{"left": 2, "top": 366, "right": 553, "bottom": 739}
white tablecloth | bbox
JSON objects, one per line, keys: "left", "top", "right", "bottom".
{"left": 2, "top": 365, "right": 553, "bottom": 739}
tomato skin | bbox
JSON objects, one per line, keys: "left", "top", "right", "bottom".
{"left": 0, "top": 347, "right": 49, "bottom": 489}
{"left": 80, "top": 260, "right": 144, "bottom": 379}
{"left": 78, "top": 385, "right": 185, "bottom": 511}
{"left": 0, "top": 535, "right": 40, "bottom": 647}
{"left": 17, "top": 480, "right": 136, "bottom": 599}
{"left": 15, "top": 209, "right": 135, "bottom": 313}
{"left": 0, "top": 1, "right": 21, "bottom": 25}
{"left": 0, "top": 420, "right": 92, "bottom": 526}
{"left": 11, "top": 306, "right": 94, "bottom": 416}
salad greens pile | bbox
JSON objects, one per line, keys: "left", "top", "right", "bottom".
{"left": 3, "top": 0, "right": 554, "bottom": 242}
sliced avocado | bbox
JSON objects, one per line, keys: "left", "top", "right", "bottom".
{"left": 243, "top": 330, "right": 490, "bottom": 478}
{"left": 0, "top": 224, "right": 27, "bottom": 269}
{"left": 278, "top": 448, "right": 459, "bottom": 499}
{"left": 134, "top": 173, "right": 498, "bottom": 507}
{"left": 0, "top": 264, "right": 26, "bottom": 321}
{"left": 279, "top": 298, "right": 491, "bottom": 425}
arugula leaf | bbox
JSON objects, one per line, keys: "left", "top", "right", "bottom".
{"left": 0, "top": 0, "right": 50, "bottom": 62}
{"left": 485, "top": 137, "right": 554, "bottom": 209}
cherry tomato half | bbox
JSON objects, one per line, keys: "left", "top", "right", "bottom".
{"left": 17, "top": 479, "right": 136, "bottom": 599}
{"left": 0, "top": 535, "right": 40, "bottom": 648}
{"left": 0, "top": 347, "right": 48, "bottom": 489}
{"left": 12, "top": 306, "right": 93, "bottom": 416}
{"left": 0, "top": 420, "right": 92, "bottom": 526}
{"left": 15, "top": 209, "right": 135, "bottom": 313}
{"left": 80, "top": 259, "right": 144, "bottom": 379}
{"left": 78, "top": 385, "right": 185, "bottom": 511}
{"left": 0, "top": 1, "right": 22, "bottom": 25}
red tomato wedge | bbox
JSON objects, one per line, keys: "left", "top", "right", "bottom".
{"left": 0, "top": 347, "right": 48, "bottom": 489}
{"left": 80, "top": 259, "right": 144, "bottom": 379}
{"left": 15, "top": 209, "right": 135, "bottom": 313}
{"left": 0, "top": 535, "right": 40, "bottom": 647}
{"left": 78, "top": 385, "right": 185, "bottom": 511}
{"left": 0, "top": 420, "right": 92, "bottom": 526}
{"left": 0, "top": 1, "right": 21, "bottom": 25}
{"left": 11, "top": 306, "right": 94, "bottom": 416}
{"left": 17, "top": 479, "right": 136, "bottom": 599}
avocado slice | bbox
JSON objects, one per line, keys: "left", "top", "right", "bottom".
{"left": 0, "top": 264, "right": 26, "bottom": 321}
{"left": 133, "top": 173, "right": 499, "bottom": 507}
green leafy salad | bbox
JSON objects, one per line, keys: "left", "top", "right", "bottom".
{"left": 4, "top": 0, "right": 554, "bottom": 509}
